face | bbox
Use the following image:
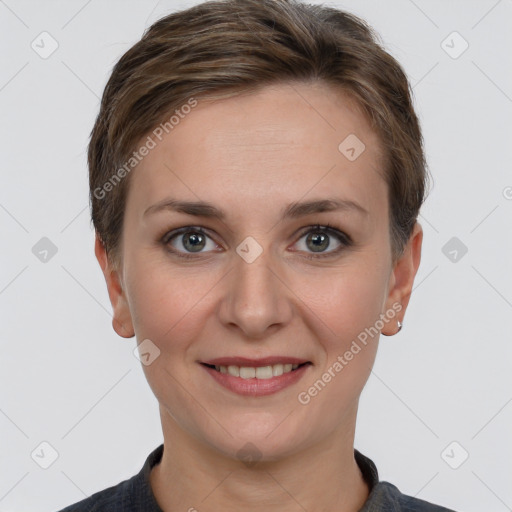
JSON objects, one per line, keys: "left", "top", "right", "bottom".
{"left": 96, "top": 81, "right": 422, "bottom": 462}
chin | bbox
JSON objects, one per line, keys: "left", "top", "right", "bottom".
{"left": 201, "top": 414, "right": 313, "bottom": 463}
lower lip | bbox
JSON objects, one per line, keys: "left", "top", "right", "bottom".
{"left": 201, "top": 364, "right": 310, "bottom": 396}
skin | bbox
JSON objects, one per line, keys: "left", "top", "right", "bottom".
{"left": 95, "top": 81, "right": 422, "bottom": 512}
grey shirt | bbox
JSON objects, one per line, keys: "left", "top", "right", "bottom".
{"left": 56, "top": 444, "right": 457, "bottom": 511}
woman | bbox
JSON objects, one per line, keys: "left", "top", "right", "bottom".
{"left": 58, "top": 0, "right": 457, "bottom": 510}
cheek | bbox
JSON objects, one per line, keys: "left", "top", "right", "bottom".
{"left": 124, "top": 259, "right": 214, "bottom": 412}
{"left": 291, "top": 268, "right": 385, "bottom": 420}
{"left": 124, "top": 253, "right": 213, "bottom": 345}
{"left": 297, "top": 260, "right": 388, "bottom": 342}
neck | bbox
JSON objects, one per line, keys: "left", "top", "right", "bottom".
{"left": 150, "top": 408, "right": 370, "bottom": 512}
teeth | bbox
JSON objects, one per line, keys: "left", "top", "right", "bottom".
{"left": 227, "top": 365, "right": 239, "bottom": 377}
{"left": 213, "top": 363, "right": 305, "bottom": 379}
{"left": 255, "top": 366, "right": 273, "bottom": 379}
{"left": 240, "top": 367, "right": 256, "bottom": 379}
{"left": 273, "top": 364, "right": 283, "bottom": 377}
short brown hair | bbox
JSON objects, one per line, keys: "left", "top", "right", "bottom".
{"left": 89, "top": 0, "right": 429, "bottom": 269}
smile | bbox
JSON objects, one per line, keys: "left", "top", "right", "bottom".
{"left": 199, "top": 359, "right": 312, "bottom": 396}
{"left": 206, "top": 362, "right": 306, "bottom": 379}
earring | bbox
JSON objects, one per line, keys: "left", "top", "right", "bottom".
{"left": 382, "top": 320, "right": 402, "bottom": 336}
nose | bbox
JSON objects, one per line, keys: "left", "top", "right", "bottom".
{"left": 217, "top": 246, "right": 294, "bottom": 339}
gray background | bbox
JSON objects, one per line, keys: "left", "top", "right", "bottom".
{"left": 1, "top": 0, "right": 511, "bottom": 511}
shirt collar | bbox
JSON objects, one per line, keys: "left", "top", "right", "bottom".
{"left": 141, "top": 444, "right": 383, "bottom": 511}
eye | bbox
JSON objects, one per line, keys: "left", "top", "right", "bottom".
{"left": 161, "top": 223, "right": 351, "bottom": 261}
{"left": 162, "top": 227, "right": 220, "bottom": 259}
{"left": 292, "top": 224, "right": 351, "bottom": 259}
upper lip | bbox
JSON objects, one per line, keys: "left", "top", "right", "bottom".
{"left": 201, "top": 356, "right": 310, "bottom": 367}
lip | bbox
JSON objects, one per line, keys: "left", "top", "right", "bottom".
{"left": 200, "top": 360, "right": 312, "bottom": 397}
{"left": 201, "top": 356, "right": 309, "bottom": 366}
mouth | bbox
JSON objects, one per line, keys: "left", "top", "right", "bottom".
{"left": 200, "top": 361, "right": 311, "bottom": 379}
{"left": 199, "top": 357, "right": 312, "bottom": 396}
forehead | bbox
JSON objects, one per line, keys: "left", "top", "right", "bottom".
{"left": 127, "top": 82, "right": 387, "bottom": 224}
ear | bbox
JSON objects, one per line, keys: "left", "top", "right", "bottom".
{"left": 94, "top": 233, "right": 135, "bottom": 338}
{"left": 381, "top": 222, "right": 423, "bottom": 335}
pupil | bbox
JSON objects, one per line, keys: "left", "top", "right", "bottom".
{"left": 184, "top": 232, "right": 205, "bottom": 252}
{"left": 307, "top": 232, "right": 329, "bottom": 252}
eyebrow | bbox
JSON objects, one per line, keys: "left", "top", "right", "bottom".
{"left": 143, "top": 197, "right": 368, "bottom": 220}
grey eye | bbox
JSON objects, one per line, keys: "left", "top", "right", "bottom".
{"left": 305, "top": 231, "right": 330, "bottom": 252}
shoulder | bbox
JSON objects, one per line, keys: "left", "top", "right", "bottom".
{"left": 54, "top": 444, "right": 164, "bottom": 512}
{"left": 366, "top": 481, "right": 459, "bottom": 512}
{"left": 354, "top": 449, "right": 459, "bottom": 512}
{"left": 55, "top": 475, "right": 135, "bottom": 512}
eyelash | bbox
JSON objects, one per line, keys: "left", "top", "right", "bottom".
{"left": 161, "top": 224, "right": 352, "bottom": 261}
